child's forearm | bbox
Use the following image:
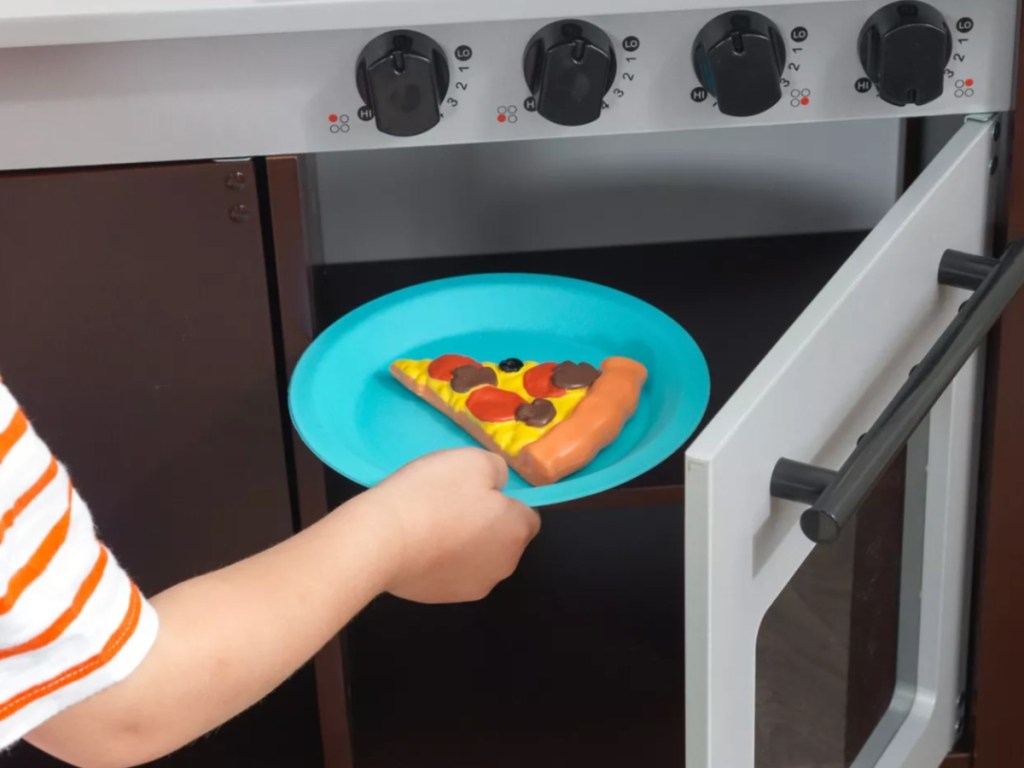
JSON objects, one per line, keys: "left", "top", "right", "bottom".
{"left": 25, "top": 494, "right": 393, "bottom": 768}
{"left": 23, "top": 446, "right": 539, "bottom": 768}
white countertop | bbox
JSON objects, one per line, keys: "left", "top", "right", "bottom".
{"left": 0, "top": 0, "right": 844, "bottom": 49}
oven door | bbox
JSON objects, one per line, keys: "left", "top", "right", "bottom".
{"left": 685, "top": 114, "right": 1009, "bottom": 768}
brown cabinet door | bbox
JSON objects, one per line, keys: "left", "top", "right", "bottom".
{"left": 0, "top": 162, "right": 323, "bottom": 767}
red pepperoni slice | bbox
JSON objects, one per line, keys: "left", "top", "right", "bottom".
{"left": 466, "top": 387, "right": 526, "bottom": 423}
{"left": 428, "top": 354, "right": 478, "bottom": 381}
{"left": 523, "top": 362, "right": 566, "bottom": 399}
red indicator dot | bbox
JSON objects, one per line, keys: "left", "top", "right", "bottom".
{"left": 965, "top": 78, "right": 974, "bottom": 87}
{"left": 801, "top": 97, "right": 810, "bottom": 105}
{"left": 328, "top": 114, "right": 338, "bottom": 123}
{"left": 497, "top": 114, "right": 507, "bottom": 122}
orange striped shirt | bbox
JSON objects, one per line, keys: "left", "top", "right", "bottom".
{"left": 0, "top": 379, "right": 157, "bottom": 748}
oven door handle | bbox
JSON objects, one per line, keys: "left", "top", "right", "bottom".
{"left": 770, "top": 241, "right": 1024, "bottom": 543}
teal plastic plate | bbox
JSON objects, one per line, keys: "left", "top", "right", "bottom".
{"left": 288, "top": 273, "right": 710, "bottom": 506}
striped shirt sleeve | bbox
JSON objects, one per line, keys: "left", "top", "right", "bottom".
{"left": 0, "top": 379, "right": 158, "bottom": 749}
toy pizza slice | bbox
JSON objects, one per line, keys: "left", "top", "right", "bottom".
{"left": 390, "top": 354, "right": 647, "bottom": 486}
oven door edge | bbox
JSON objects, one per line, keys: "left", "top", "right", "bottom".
{"left": 684, "top": 114, "right": 1002, "bottom": 768}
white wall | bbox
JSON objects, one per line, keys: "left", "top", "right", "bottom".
{"left": 314, "top": 119, "right": 902, "bottom": 263}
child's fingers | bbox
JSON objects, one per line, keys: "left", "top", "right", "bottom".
{"left": 486, "top": 453, "right": 510, "bottom": 490}
{"left": 463, "top": 447, "right": 508, "bottom": 490}
{"left": 508, "top": 498, "right": 541, "bottom": 539}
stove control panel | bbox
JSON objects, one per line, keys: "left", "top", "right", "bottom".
{"left": 0, "top": 0, "right": 1017, "bottom": 169}
{"left": 337, "top": 0, "right": 1017, "bottom": 145}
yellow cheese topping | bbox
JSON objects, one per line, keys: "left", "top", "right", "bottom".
{"left": 393, "top": 359, "right": 588, "bottom": 457}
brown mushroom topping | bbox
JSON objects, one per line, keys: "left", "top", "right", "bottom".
{"left": 450, "top": 364, "right": 498, "bottom": 393}
{"left": 515, "top": 398, "right": 557, "bottom": 428}
{"left": 551, "top": 361, "right": 601, "bottom": 390}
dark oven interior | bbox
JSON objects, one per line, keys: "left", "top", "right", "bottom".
{"left": 313, "top": 229, "right": 913, "bottom": 768}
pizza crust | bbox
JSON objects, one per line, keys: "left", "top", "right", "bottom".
{"left": 390, "top": 356, "right": 647, "bottom": 488}
{"left": 516, "top": 357, "right": 647, "bottom": 486}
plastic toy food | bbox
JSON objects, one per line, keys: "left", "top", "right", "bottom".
{"left": 390, "top": 354, "right": 647, "bottom": 486}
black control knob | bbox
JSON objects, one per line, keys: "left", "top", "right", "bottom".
{"left": 692, "top": 11, "right": 786, "bottom": 117}
{"left": 523, "top": 20, "right": 616, "bottom": 126}
{"left": 858, "top": 2, "right": 952, "bottom": 107}
{"left": 356, "top": 30, "right": 450, "bottom": 137}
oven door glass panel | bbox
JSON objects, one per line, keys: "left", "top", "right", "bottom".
{"left": 755, "top": 439, "right": 913, "bottom": 768}
{"left": 685, "top": 116, "right": 996, "bottom": 768}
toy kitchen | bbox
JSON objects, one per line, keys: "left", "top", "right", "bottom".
{"left": 3, "top": 1, "right": 1024, "bottom": 767}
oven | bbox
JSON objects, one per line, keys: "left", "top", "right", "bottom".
{"left": 2, "top": 2, "right": 1023, "bottom": 768}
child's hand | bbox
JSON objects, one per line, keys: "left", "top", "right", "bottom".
{"left": 364, "top": 447, "right": 541, "bottom": 603}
